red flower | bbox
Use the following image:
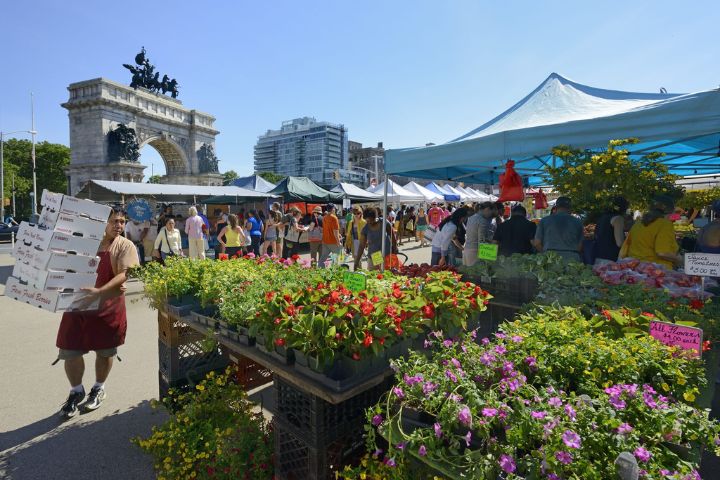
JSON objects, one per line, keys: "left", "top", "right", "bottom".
{"left": 379, "top": 337, "right": 385, "bottom": 345}
{"left": 361, "top": 301, "right": 375, "bottom": 316}
{"left": 265, "top": 291, "right": 276, "bottom": 302}
{"left": 422, "top": 304, "right": 436, "bottom": 319}
{"left": 206, "top": 466, "right": 215, "bottom": 476}
{"left": 273, "top": 318, "right": 282, "bottom": 325}
{"left": 703, "top": 340, "right": 712, "bottom": 352}
{"left": 328, "top": 305, "right": 336, "bottom": 313}
{"left": 335, "top": 332, "right": 344, "bottom": 341}
{"left": 641, "top": 312, "right": 655, "bottom": 318}
{"left": 291, "top": 254, "right": 300, "bottom": 261}
{"left": 283, "top": 294, "right": 292, "bottom": 303}
{"left": 329, "top": 291, "right": 341, "bottom": 303}
{"left": 690, "top": 299, "right": 705, "bottom": 310}
{"left": 285, "top": 305, "right": 296, "bottom": 316}
{"left": 352, "top": 352, "right": 361, "bottom": 361}
{"left": 275, "top": 338, "right": 286, "bottom": 347}
{"left": 395, "top": 327, "right": 403, "bottom": 336}
{"left": 218, "top": 253, "right": 229, "bottom": 261}
{"left": 377, "top": 274, "right": 384, "bottom": 280}
{"left": 363, "top": 332, "right": 374, "bottom": 348}
{"left": 601, "top": 309, "right": 612, "bottom": 320}
{"left": 392, "top": 289, "right": 403, "bottom": 299}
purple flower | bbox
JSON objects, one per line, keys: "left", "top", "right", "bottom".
{"left": 372, "top": 414, "right": 383, "bottom": 426}
{"left": 548, "top": 397, "right": 562, "bottom": 407}
{"left": 511, "top": 335, "right": 523, "bottom": 343}
{"left": 555, "top": 450, "right": 573, "bottom": 465}
{"left": 423, "top": 339, "right": 432, "bottom": 349}
{"left": 451, "top": 357, "right": 462, "bottom": 369}
{"left": 422, "top": 382, "right": 438, "bottom": 395}
{"left": 564, "top": 404, "right": 576, "bottom": 420}
{"left": 372, "top": 448, "right": 383, "bottom": 457}
{"left": 495, "top": 332, "right": 506, "bottom": 339}
{"left": 547, "top": 475, "right": 560, "bottom": 480}
{"left": 434, "top": 422, "right": 443, "bottom": 438}
{"left": 642, "top": 384, "right": 656, "bottom": 394}
{"left": 498, "top": 454, "right": 516, "bottom": 474}
{"left": 634, "top": 446, "right": 651, "bottom": 463}
{"left": 384, "top": 457, "right": 396, "bottom": 468}
{"left": 623, "top": 384, "right": 638, "bottom": 397}
{"left": 525, "top": 356, "right": 537, "bottom": 367}
{"left": 482, "top": 407, "right": 498, "bottom": 417}
{"left": 480, "top": 352, "right": 495, "bottom": 366}
{"left": 494, "top": 344, "right": 507, "bottom": 355}
{"left": 448, "top": 393, "right": 463, "bottom": 402}
{"left": 392, "top": 386, "right": 405, "bottom": 399}
{"left": 395, "top": 442, "right": 406, "bottom": 451}
{"left": 464, "top": 430, "right": 472, "bottom": 447}
{"left": 531, "top": 410, "right": 547, "bottom": 419}
{"left": 418, "top": 445, "right": 427, "bottom": 457}
{"left": 403, "top": 373, "right": 424, "bottom": 386}
{"left": 609, "top": 395, "right": 626, "bottom": 410}
{"left": 617, "top": 423, "right": 633, "bottom": 435}
{"left": 481, "top": 337, "right": 490, "bottom": 345}
{"left": 445, "top": 369, "right": 458, "bottom": 383}
{"left": 643, "top": 391, "right": 658, "bottom": 409}
{"left": 562, "top": 430, "right": 582, "bottom": 449}
{"left": 502, "top": 361, "right": 515, "bottom": 374}
{"left": 442, "top": 339, "right": 453, "bottom": 348}
{"left": 604, "top": 385, "right": 622, "bottom": 396}
{"left": 458, "top": 406, "right": 472, "bottom": 426}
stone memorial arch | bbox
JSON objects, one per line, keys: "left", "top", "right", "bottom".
{"left": 62, "top": 78, "right": 222, "bottom": 195}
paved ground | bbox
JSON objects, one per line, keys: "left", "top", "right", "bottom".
{"left": 0, "top": 239, "right": 434, "bottom": 480}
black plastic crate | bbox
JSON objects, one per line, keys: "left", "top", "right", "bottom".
{"left": 158, "top": 338, "right": 229, "bottom": 383}
{"left": 487, "top": 276, "right": 538, "bottom": 306}
{"left": 274, "top": 418, "right": 365, "bottom": 480}
{"left": 273, "top": 376, "right": 392, "bottom": 447}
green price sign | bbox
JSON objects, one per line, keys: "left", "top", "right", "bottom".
{"left": 370, "top": 251, "right": 383, "bottom": 266}
{"left": 343, "top": 271, "right": 367, "bottom": 293}
{"left": 477, "top": 243, "right": 498, "bottom": 261}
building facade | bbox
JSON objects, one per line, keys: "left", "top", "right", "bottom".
{"left": 254, "top": 117, "right": 362, "bottom": 188}
{"left": 348, "top": 141, "right": 385, "bottom": 186}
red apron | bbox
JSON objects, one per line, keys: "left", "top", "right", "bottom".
{"left": 56, "top": 251, "right": 127, "bottom": 351}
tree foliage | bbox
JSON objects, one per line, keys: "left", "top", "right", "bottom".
{"left": 1, "top": 139, "right": 70, "bottom": 219}
{"left": 676, "top": 187, "right": 720, "bottom": 209}
{"left": 147, "top": 175, "right": 163, "bottom": 184}
{"left": 222, "top": 170, "right": 238, "bottom": 185}
{"left": 257, "top": 171, "right": 285, "bottom": 184}
{"left": 543, "top": 138, "right": 684, "bottom": 217}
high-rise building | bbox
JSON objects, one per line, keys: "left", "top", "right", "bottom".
{"left": 349, "top": 141, "right": 385, "bottom": 185}
{"left": 254, "top": 117, "right": 362, "bottom": 187}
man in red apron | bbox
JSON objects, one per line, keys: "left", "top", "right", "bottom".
{"left": 57, "top": 209, "right": 139, "bottom": 418}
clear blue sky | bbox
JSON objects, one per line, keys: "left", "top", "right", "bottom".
{"left": 1, "top": 0, "right": 718, "bottom": 179}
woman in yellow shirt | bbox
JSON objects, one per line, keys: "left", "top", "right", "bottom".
{"left": 622, "top": 196, "right": 680, "bottom": 269}
{"left": 217, "top": 214, "right": 246, "bottom": 258}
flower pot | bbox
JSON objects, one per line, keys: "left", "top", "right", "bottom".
{"left": 165, "top": 295, "right": 200, "bottom": 317}
{"left": 236, "top": 326, "right": 255, "bottom": 346}
{"left": 271, "top": 345, "right": 295, "bottom": 365}
{"left": 294, "top": 350, "right": 324, "bottom": 371}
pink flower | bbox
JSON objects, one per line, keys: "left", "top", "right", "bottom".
{"left": 609, "top": 395, "right": 626, "bottom": 410}
{"left": 617, "top": 423, "right": 633, "bottom": 435}
{"left": 482, "top": 407, "right": 498, "bottom": 417}
{"left": 564, "top": 404, "right": 576, "bottom": 420}
{"left": 445, "top": 370, "right": 458, "bottom": 383}
{"left": 458, "top": 406, "right": 472, "bottom": 427}
{"left": 562, "top": 430, "right": 581, "bottom": 449}
{"left": 634, "top": 446, "right": 651, "bottom": 463}
{"left": 422, "top": 382, "right": 438, "bottom": 395}
{"left": 498, "top": 454, "right": 516, "bottom": 474}
{"left": 392, "top": 386, "right": 405, "bottom": 399}
{"left": 464, "top": 430, "right": 472, "bottom": 447}
{"left": 433, "top": 422, "right": 443, "bottom": 438}
{"left": 372, "top": 414, "right": 383, "bottom": 426}
{"left": 511, "top": 335, "right": 523, "bottom": 343}
{"left": 525, "top": 356, "right": 537, "bottom": 367}
{"left": 531, "top": 410, "right": 547, "bottom": 419}
{"left": 494, "top": 345, "right": 507, "bottom": 355}
{"left": 555, "top": 450, "right": 573, "bottom": 465}
{"left": 548, "top": 397, "right": 562, "bottom": 407}
{"left": 418, "top": 445, "right": 427, "bottom": 456}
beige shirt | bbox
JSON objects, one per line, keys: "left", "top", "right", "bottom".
{"left": 106, "top": 235, "right": 139, "bottom": 280}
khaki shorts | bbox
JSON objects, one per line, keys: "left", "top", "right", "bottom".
{"left": 58, "top": 348, "right": 118, "bottom": 360}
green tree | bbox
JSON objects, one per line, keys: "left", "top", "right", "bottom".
{"left": 543, "top": 138, "right": 684, "bottom": 220}
{"left": 1, "top": 139, "right": 69, "bottom": 219}
{"left": 257, "top": 171, "right": 285, "bottom": 184}
{"left": 147, "top": 175, "right": 163, "bottom": 184}
{"left": 223, "top": 170, "right": 239, "bottom": 185}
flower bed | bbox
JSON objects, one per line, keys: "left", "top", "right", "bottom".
{"left": 364, "top": 305, "right": 720, "bottom": 479}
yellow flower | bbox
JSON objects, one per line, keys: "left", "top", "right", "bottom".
{"left": 605, "top": 169, "right": 611, "bottom": 174}
{"left": 661, "top": 383, "right": 670, "bottom": 392}
{"left": 677, "top": 377, "right": 687, "bottom": 385}
{"left": 196, "top": 384, "right": 205, "bottom": 391}
{"left": 683, "top": 391, "right": 696, "bottom": 402}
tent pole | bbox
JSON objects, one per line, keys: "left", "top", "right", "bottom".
{"left": 381, "top": 174, "right": 389, "bottom": 272}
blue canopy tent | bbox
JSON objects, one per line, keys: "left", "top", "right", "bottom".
{"left": 230, "top": 174, "right": 277, "bottom": 193}
{"left": 385, "top": 73, "right": 720, "bottom": 185}
{"left": 424, "top": 182, "right": 460, "bottom": 201}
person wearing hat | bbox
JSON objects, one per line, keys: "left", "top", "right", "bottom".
{"left": 620, "top": 195, "right": 680, "bottom": 268}
{"left": 320, "top": 203, "right": 342, "bottom": 267}
{"left": 697, "top": 200, "right": 720, "bottom": 254}
{"left": 345, "top": 206, "right": 366, "bottom": 259}
{"left": 532, "top": 196, "right": 584, "bottom": 262}
{"left": 307, "top": 206, "right": 324, "bottom": 264}
{"left": 463, "top": 202, "right": 497, "bottom": 266}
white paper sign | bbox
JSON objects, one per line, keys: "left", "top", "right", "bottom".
{"left": 685, "top": 253, "right": 720, "bottom": 277}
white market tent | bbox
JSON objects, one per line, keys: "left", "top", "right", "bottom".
{"left": 403, "top": 181, "right": 443, "bottom": 202}
{"left": 424, "top": 182, "right": 461, "bottom": 201}
{"left": 331, "top": 182, "right": 382, "bottom": 202}
{"left": 444, "top": 185, "right": 471, "bottom": 202}
{"left": 368, "top": 179, "right": 424, "bottom": 203}
{"left": 385, "top": 73, "right": 720, "bottom": 185}
{"left": 466, "top": 187, "right": 497, "bottom": 202}
{"left": 76, "top": 179, "right": 277, "bottom": 204}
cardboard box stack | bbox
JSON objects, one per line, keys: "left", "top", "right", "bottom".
{"left": 6, "top": 190, "right": 111, "bottom": 312}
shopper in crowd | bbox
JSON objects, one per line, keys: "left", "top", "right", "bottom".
{"left": 282, "top": 207, "right": 308, "bottom": 259}
{"left": 260, "top": 210, "right": 281, "bottom": 256}
{"left": 56, "top": 208, "right": 139, "bottom": 418}
{"left": 157, "top": 205, "right": 173, "bottom": 233}
{"left": 532, "top": 196, "right": 584, "bottom": 262}
{"left": 320, "top": 204, "right": 342, "bottom": 266}
{"left": 494, "top": 201, "right": 506, "bottom": 225}
{"left": 427, "top": 202, "right": 443, "bottom": 229}
{"left": 431, "top": 207, "right": 468, "bottom": 266}
{"left": 143, "top": 217, "right": 158, "bottom": 263}
{"left": 415, "top": 207, "right": 429, "bottom": 246}
{"left": 463, "top": 202, "right": 497, "bottom": 266}
{"left": 448, "top": 211, "right": 466, "bottom": 266}
{"left": 386, "top": 206, "right": 397, "bottom": 226}
{"left": 395, "top": 205, "right": 405, "bottom": 245}
{"left": 593, "top": 196, "right": 629, "bottom": 265}
{"left": 184, "top": 206, "right": 206, "bottom": 260}
{"left": 270, "top": 203, "right": 284, "bottom": 257}
{"left": 621, "top": 195, "right": 680, "bottom": 268}
{"left": 306, "top": 206, "right": 324, "bottom": 264}
{"left": 243, "top": 210, "right": 263, "bottom": 256}
{"left": 697, "top": 200, "right": 720, "bottom": 254}
{"left": 405, "top": 206, "right": 416, "bottom": 244}
{"left": 494, "top": 204, "right": 537, "bottom": 257}
{"left": 217, "top": 213, "right": 246, "bottom": 258}
{"left": 213, "top": 208, "right": 228, "bottom": 255}
{"left": 441, "top": 203, "right": 451, "bottom": 221}
{"left": 124, "top": 217, "right": 149, "bottom": 265}
{"left": 153, "top": 217, "right": 184, "bottom": 261}
{"left": 345, "top": 206, "right": 366, "bottom": 259}
{"left": 354, "top": 207, "right": 395, "bottom": 271}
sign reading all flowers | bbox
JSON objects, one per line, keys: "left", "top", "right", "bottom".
{"left": 343, "top": 270, "right": 367, "bottom": 293}
{"left": 649, "top": 320, "right": 703, "bottom": 357}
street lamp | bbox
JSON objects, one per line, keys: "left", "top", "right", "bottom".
{"left": 1, "top": 129, "right": 35, "bottom": 222}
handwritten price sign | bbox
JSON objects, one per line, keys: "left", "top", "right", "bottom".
{"left": 343, "top": 271, "right": 367, "bottom": 293}
{"left": 649, "top": 320, "right": 703, "bottom": 357}
{"left": 477, "top": 243, "right": 498, "bottom": 261}
{"left": 685, "top": 253, "right": 720, "bottom": 277}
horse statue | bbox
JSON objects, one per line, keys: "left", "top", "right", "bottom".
{"left": 134, "top": 47, "right": 147, "bottom": 67}
{"left": 168, "top": 79, "right": 180, "bottom": 99}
